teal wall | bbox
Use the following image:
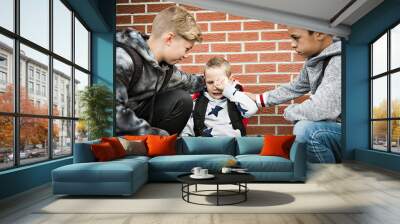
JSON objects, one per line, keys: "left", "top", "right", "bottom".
{"left": 0, "top": 0, "right": 115, "bottom": 200}
{"left": 345, "top": 0, "right": 400, "bottom": 171}
{"left": 0, "top": 158, "right": 72, "bottom": 199}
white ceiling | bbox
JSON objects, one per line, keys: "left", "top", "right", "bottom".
{"left": 172, "top": 0, "right": 384, "bottom": 37}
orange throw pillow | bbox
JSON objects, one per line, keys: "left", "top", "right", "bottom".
{"left": 259, "top": 135, "right": 296, "bottom": 159}
{"left": 146, "top": 134, "right": 177, "bottom": 157}
{"left": 101, "top": 137, "right": 126, "bottom": 158}
{"left": 124, "top": 135, "right": 148, "bottom": 141}
{"left": 91, "top": 142, "right": 117, "bottom": 162}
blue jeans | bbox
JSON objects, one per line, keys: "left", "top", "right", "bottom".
{"left": 293, "top": 120, "right": 342, "bottom": 163}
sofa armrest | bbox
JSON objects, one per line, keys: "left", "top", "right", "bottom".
{"left": 289, "top": 141, "right": 307, "bottom": 181}
{"left": 73, "top": 140, "right": 100, "bottom": 163}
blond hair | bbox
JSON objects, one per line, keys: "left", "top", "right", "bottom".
{"left": 205, "top": 57, "right": 231, "bottom": 77}
{"left": 151, "top": 6, "right": 202, "bottom": 42}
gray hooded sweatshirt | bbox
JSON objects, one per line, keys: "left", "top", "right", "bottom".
{"left": 115, "top": 29, "right": 204, "bottom": 135}
{"left": 256, "top": 40, "right": 341, "bottom": 122}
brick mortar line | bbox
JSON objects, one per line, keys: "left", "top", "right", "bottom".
{"left": 115, "top": 26, "right": 290, "bottom": 37}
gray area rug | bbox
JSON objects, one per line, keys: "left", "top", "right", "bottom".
{"left": 38, "top": 183, "right": 362, "bottom": 214}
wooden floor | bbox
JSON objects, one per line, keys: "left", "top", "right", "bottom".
{"left": 1, "top": 162, "right": 400, "bottom": 224}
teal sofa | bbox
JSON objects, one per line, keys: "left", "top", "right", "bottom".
{"left": 52, "top": 137, "right": 306, "bottom": 196}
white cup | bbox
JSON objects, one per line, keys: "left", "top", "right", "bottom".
{"left": 221, "top": 167, "right": 232, "bottom": 174}
{"left": 191, "top": 167, "right": 202, "bottom": 176}
{"left": 199, "top": 169, "right": 208, "bottom": 176}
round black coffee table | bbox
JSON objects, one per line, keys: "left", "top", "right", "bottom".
{"left": 177, "top": 173, "right": 255, "bottom": 206}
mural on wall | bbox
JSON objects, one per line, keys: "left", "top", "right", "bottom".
{"left": 114, "top": 1, "right": 344, "bottom": 163}
{"left": 115, "top": 1, "right": 308, "bottom": 137}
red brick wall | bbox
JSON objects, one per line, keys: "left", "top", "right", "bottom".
{"left": 116, "top": 0, "right": 307, "bottom": 136}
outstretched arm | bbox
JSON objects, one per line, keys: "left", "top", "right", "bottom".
{"left": 255, "top": 68, "right": 310, "bottom": 107}
{"left": 165, "top": 66, "right": 205, "bottom": 93}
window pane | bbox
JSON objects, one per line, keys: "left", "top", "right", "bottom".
{"left": 372, "top": 121, "right": 388, "bottom": 151}
{"left": 53, "top": 119, "right": 72, "bottom": 158}
{"left": 20, "top": 117, "right": 49, "bottom": 165}
{"left": 20, "top": 44, "right": 49, "bottom": 115}
{"left": 20, "top": 0, "right": 49, "bottom": 49}
{"left": 53, "top": 59, "right": 72, "bottom": 117}
{"left": 372, "top": 77, "right": 387, "bottom": 119}
{"left": 391, "top": 24, "right": 400, "bottom": 70}
{"left": 53, "top": 0, "right": 72, "bottom": 60}
{"left": 0, "top": 35, "right": 14, "bottom": 112}
{"left": 391, "top": 120, "right": 400, "bottom": 153}
{"left": 0, "top": 116, "right": 14, "bottom": 170}
{"left": 0, "top": 0, "right": 14, "bottom": 31}
{"left": 75, "top": 120, "right": 88, "bottom": 143}
{"left": 372, "top": 33, "right": 387, "bottom": 76}
{"left": 391, "top": 72, "right": 400, "bottom": 118}
{"left": 75, "top": 18, "right": 89, "bottom": 70}
{"left": 74, "top": 69, "right": 89, "bottom": 118}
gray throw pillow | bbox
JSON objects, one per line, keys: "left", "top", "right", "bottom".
{"left": 118, "top": 137, "right": 147, "bottom": 156}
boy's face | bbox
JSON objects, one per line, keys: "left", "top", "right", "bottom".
{"left": 163, "top": 33, "right": 194, "bottom": 64}
{"left": 204, "top": 67, "right": 228, "bottom": 99}
{"left": 288, "top": 27, "right": 326, "bottom": 58}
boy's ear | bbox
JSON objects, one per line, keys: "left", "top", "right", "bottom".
{"left": 163, "top": 32, "right": 176, "bottom": 46}
{"left": 314, "top": 32, "right": 327, "bottom": 41}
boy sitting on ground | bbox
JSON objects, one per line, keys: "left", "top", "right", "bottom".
{"left": 181, "top": 57, "right": 258, "bottom": 137}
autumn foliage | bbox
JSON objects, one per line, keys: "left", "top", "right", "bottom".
{"left": 372, "top": 99, "right": 400, "bottom": 141}
{"left": 0, "top": 85, "right": 59, "bottom": 150}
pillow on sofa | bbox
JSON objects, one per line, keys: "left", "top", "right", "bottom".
{"left": 118, "top": 137, "right": 147, "bottom": 156}
{"left": 101, "top": 137, "right": 126, "bottom": 158}
{"left": 146, "top": 134, "right": 177, "bottom": 157}
{"left": 124, "top": 135, "right": 148, "bottom": 141}
{"left": 91, "top": 142, "right": 118, "bottom": 161}
{"left": 260, "top": 135, "right": 296, "bottom": 159}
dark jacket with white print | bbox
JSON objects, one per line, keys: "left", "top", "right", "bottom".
{"left": 115, "top": 29, "right": 204, "bottom": 135}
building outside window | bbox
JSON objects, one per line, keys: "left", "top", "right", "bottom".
{"left": 28, "top": 66, "right": 34, "bottom": 80}
{"left": 28, "top": 81, "right": 34, "bottom": 94}
{"left": 0, "top": 71, "right": 7, "bottom": 88}
{"left": 41, "top": 85, "right": 46, "bottom": 97}
{"left": 35, "top": 83, "right": 40, "bottom": 95}
{"left": 35, "top": 70, "right": 40, "bottom": 81}
{"left": 0, "top": 55, "right": 7, "bottom": 90}
{"left": 370, "top": 23, "right": 400, "bottom": 154}
{"left": 0, "top": 0, "right": 91, "bottom": 170}
{"left": 41, "top": 73, "right": 46, "bottom": 83}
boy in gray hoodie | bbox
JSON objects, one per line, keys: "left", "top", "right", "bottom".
{"left": 246, "top": 27, "right": 342, "bottom": 163}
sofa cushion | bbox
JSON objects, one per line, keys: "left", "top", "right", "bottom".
{"left": 148, "top": 154, "right": 235, "bottom": 172}
{"left": 91, "top": 142, "right": 118, "bottom": 161}
{"left": 147, "top": 134, "right": 177, "bottom": 157}
{"left": 124, "top": 135, "right": 149, "bottom": 141}
{"left": 118, "top": 138, "right": 147, "bottom": 156}
{"left": 115, "top": 155, "right": 150, "bottom": 163}
{"left": 260, "top": 135, "right": 296, "bottom": 159}
{"left": 178, "top": 137, "right": 236, "bottom": 155}
{"left": 236, "top": 155, "right": 293, "bottom": 172}
{"left": 236, "top": 137, "right": 263, "bottom": 155}
{"left": 101, "top": 137, "right": 127, "bottom": 158}
{"left": 73, "top": 140, "right": 100, "bottom": 163}
{"left": 52, "top": 160, "right": 146, "bottom": 183}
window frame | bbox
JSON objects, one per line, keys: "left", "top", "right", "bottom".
{"left": 0, "top": 0, "right": 92, "bottom": 171}
{"left": 370, "top": 20, "right": 400, "bottom": 154}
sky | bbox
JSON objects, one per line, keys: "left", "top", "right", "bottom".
{"left": 371, "top": 31, "right": 400, "bottom": 108}
{"left": 0, "top": 0, "right": 89, "bottom": 72}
